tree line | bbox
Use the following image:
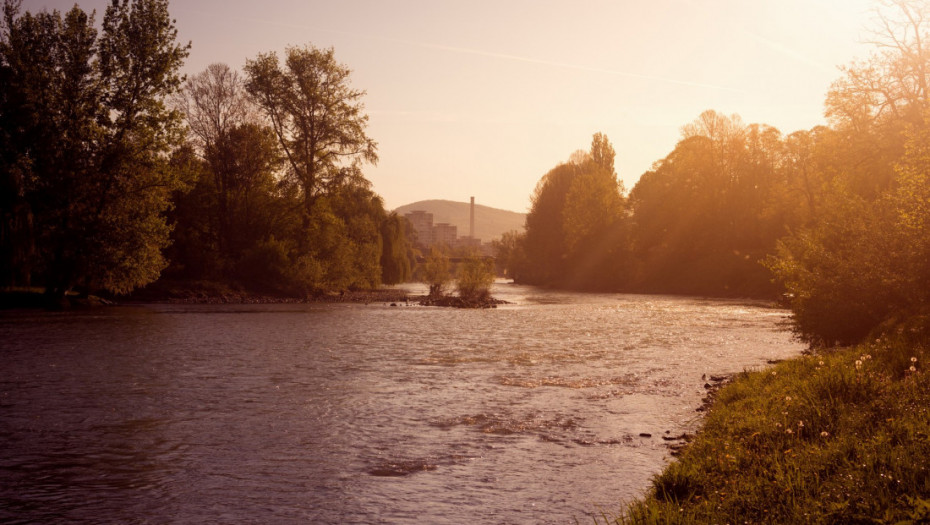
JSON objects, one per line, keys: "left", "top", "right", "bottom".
{"left": 500, "top": 0, "right": 930, "bottom": 346}
{"left": 0, "top": 0, "right": 415, "bottom": 302}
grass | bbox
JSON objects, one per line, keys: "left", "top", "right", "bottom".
{"left": 600, "top": 328, "right": 930, "bottom": 524}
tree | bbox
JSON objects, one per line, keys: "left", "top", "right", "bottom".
{"left": 589, "top": 131, "right": 616, "bottom": 176}
{"left": 628, "top": 111, "right": 788, "bottom": 297}
{"left": 765, "top": 186, "right": 897, "bottom": 345}
{"left": 244, "top": 45, "right": 378, "bottom": 246}
{"left": 173, "top": 63, "right": 284, "bottom": 275}
{"left": 765, "top": 1, "right": 930, "bottom": 343}
{"left": 522, "top": 160, "right": 577, "bottom": 284}
{"left": 822, "top": 0, "right": 930, "bottom": 199}
{"left": 380, "top": 213, "right": 414, "bottom": 285}
{"left": 827, "top": 0, "right": 930, "bottom": 130}
{"left": 492, "top": 230, "right": 526, "bottom": 280}
{"left": 521, "top": 133, "right": 628, "bottom": 289}
{"left": 0, "top": 0, "right": 189, "bottom": 298}
{"left": 421, "top": 246, "right": 451, "bottom": 297}
{"left": 175, "top": 63, "right": 255, "bottom": 264}
{"left": 456, "top": 252, "right": 495, "bottom": 301}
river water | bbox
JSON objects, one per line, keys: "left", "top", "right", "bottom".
{"left": 0, "top": 284, "right": 803, "bottom": 524}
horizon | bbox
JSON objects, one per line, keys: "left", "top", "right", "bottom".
{"left": 29, "top": 0, "right": 874, "bottom": 211}
{"left": 393, "top": 197, "right": 527, "bottom": 214}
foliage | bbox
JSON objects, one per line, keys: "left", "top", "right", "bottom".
{"left": 172, "top": 63, "right": 281, "bottom": 270}
{"left": 515, "top": 2, "right": 930, "bottom": 308}
{"left": 0, "top": 0, "right": 189, "bottom": 297}
{"left": 244, "top": 45, "right": 377, "bottom": 239}
{"left": 520, "top": 133, "right": 627, "bottom": 289}
{"left": 628, "top": 111, "right": 790, "bottom": 297}
{"left": 767, "top": 114, "right": 930, "bottom": 345}
{"left": 456, "top": 253, "right": 495, "bottom": 301}
{"left": 421, "top": 246, "right": 451, "bottom": 297}
{"left": 380, "top": 213, "right": 415, "bottom": 285}
{"left": 518, "top": 114, "right": 802, "bottom": 297}
{"left": 763, "top": 0, "right": 930, "bottom": 342}
{"left": 492, "top": 230, "right": 527, "bottom": 280}
{"left": 166, "top": 54, "right": 409, "bottom": 296}
{"left": 609, "top": 334, "right": 930, "bottom": 524}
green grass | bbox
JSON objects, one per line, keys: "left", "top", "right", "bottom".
{"left": 602, "top": 330, "right": 930, "bottom": 524}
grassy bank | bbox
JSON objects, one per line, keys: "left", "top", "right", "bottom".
{"left": 607, "top": 328, "right": 930, "bottom": 524}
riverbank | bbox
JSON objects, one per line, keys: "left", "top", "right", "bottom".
{"left": 122, "top": 279, "right": 412, "bottom": 305}
{"left": 0, "top": 281, "right": 513, "bottom": 309}
{"left": 0, "top": 281, "right": 413, "bottom": 309}
{"left": 612, "top": 328, "right": 930, "bottom": 524}
{"left": 0, "top": 289, "right": 116, "bottom": 310}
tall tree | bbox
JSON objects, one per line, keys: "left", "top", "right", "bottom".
{"left": 380, "top": 213, "right": 414, "bottom": 285}
{"left": 827, "top": 0, "right": 930, "bottom": 129}
{"left": 589, "top": 131, "right": 617, "bottom": 177}
{"left": 174, "top": 63, "right": 281, "bottom": 271}
{"left": 0, "top": 0, "right": 189, "bottom": 298}
{"left": 766, "top": 1, "right": 930, "bottom": 343}
{"left": 521, "top": 133, "right": 627, "bottom": 289}
{"left": 629, "top": 112, "right": 786, "bottom": 296}
{"left": 244, "top": 45, "right": 378, "bottom": 247}
{"left": 522, "top": 160, "right": 578, "bottom": 284}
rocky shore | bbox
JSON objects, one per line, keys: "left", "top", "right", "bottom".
{"left": 417, "top": 295, "right": 508, "bottom": 309}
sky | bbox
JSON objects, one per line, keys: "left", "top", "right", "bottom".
{"left": 27, "top": 0, "right": 878, "bottom": 212}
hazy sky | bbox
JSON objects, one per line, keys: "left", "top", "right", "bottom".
{"left": 28, "top": 0, "right": 877, "bottom": 212}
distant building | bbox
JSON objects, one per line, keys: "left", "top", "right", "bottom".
{"left": 404, "top": 197, "right": 489, "bottom": 251}
{"left": 456, "top": 236, "right": 481, "bottom": 250}
{"left": 404, "top": 210, "right": 433, "bottom": 247}
{"left": 432, "top": 223, "right": 457, "bottom": 248}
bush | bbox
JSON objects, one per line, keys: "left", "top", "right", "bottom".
{"left": 420, "top": 247, "right": 451, "bottom": 297}
{"left": 456, "top": 254, "right": 495, "bottom": 301}
{"left": 235, "top": 237, "right": 292, "bottom": 292}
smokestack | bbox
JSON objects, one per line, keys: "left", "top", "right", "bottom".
{"left": 469, "top": 197, "right": 475, "bottom": 239}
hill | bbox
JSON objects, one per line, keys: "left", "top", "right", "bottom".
{"left": 393, "top": 200, "right": 525, "bottom": 242}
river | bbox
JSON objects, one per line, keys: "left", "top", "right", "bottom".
{"left": 0, "top": 283, "right": 803, "bottom": 524}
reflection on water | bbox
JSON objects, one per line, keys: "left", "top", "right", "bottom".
{"left": 0, "top": 284, "right": 802, "bottom": 524}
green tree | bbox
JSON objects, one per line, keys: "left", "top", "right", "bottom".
{"left": 492, "top": 230, "right": 526, "bottom": 280}
{"left": 766, "top": 1, "right": 930, "bottom": 343}
{"left": 562, "top": 159, "right": 624, "bottom": 260}
{"left": 589, "top": 131, "right": 616, "bottom": 176}
{"left": 0, "top": 0, "right": 189, "bottom": 298}
{"left": 421, "top": 246, "right": 451, "bottom": 297}
{"left": 889, "top": 115, "right": 930, "bottom": 309}
{"left": 166, "top": 121, "right": 282, "bottom": 281}
{"left": 628, "top": 111, "right": 787, "bottom": 297}
{"left": 521, "top": 133, "right": 629, "bottom": 289}
{"left": 244, "top": 45, "right": 378, "bottom": 247}
{"left": 765, "top": 185, "right": 897, "bottom": 345}
{"left": 175, "top": 63, "right": 279, "bottom": 270}
{"left": 380, "top": 213, "right": 414, "bottom": 285}
{"left": 821, "top": 0, "right": 930, "bottom": 199}
{"left": 456, "top": 252, "right": 495, "bottom": 302}
{"left": 522, "top": 160, "right": 576, "bottom": 284}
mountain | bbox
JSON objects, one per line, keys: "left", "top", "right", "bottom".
{"left": 393, "top": 199, "right": 526, "bottom": 242}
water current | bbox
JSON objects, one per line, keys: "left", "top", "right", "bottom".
{"left": 0, "top": 283, "right": 804, "bottom": 524}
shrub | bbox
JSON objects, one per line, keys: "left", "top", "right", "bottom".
{"left": 420, "top": 247, "right": 451, "bottom": 297}
{"left": 456, "top": 254, "right": 495, "bottom": 301}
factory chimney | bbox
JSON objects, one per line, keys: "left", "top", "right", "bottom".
{"left": 469, "top": 197, "right": 475, "bottom": 239}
